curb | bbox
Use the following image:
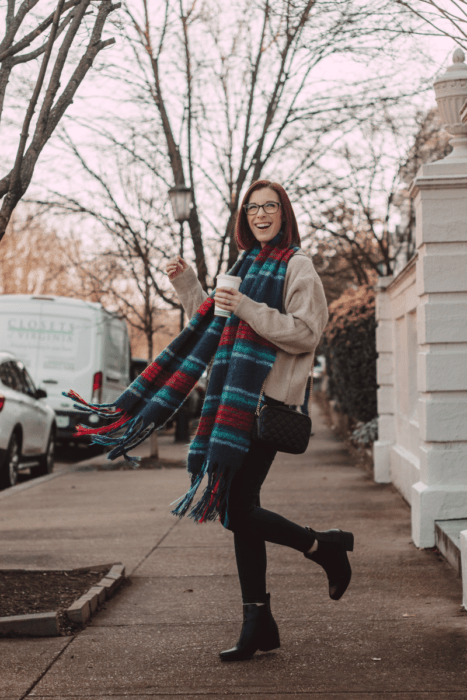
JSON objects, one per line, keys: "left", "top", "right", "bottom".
{"left": 0, "top": 611, "right": 59, "bottom": 637}
{"left": 0, "top": 563, "right": 125, "bottom": 637}
{"left": 66, "top": 564, "right": 125, "bottom": 624}
{"left": 0, "top": 464, "right": 81, "bottom": 501}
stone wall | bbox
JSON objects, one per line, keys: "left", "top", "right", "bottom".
{"left": 374, "top": 258, "right": 420, "bottom": 504}
{"left": 374, "top": 50, "right": 467, "bottom": 550}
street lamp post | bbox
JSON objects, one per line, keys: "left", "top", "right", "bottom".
{"left": 168, "top": 184, "right": 193, "bottom": 443}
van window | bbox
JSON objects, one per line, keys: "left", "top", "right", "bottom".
{"left": 106, "top": 319, "right": 127, "bottom": 375}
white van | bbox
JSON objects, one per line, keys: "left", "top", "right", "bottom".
{"left": 0, "top": 295, "right": 131, "bottom": 443}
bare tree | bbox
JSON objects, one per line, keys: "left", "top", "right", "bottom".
{"left": 310, "top": 239, "right": 377, "bottom": 305}
{"left": 0, "top": 206, "right": 81, "bottom": 294}
{"left": 302, "top": 107, "right": 451, "bottom": 281}
{"left": 308, "top": 201, "right": 388, "bottom": 280}
{"left": 396, "top": 0, "right": 467, "bottom": 49}
{"left": 32, "top": 132, "right": 183, "bottom": 362}
{"left": 300, "top": 112, "right": 418, "bottom": 279}
{"left": 97, "top": 0, "right": 419, "bottom": 283}
{"left": 0, "top": 0, "right": 120, "bottom": 240}
{"left": 57, "top": 242, "right": 179, "bottom": 363}
{"left": 394, "top": 107, "right": 450, "bottom": 264}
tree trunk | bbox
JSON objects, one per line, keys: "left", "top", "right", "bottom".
{"left": 226, "top": 210, "right": 239, "bottom": 269}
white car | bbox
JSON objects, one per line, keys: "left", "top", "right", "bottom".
{"left": 0, "top": 352, "right": 56, "bottom": 489}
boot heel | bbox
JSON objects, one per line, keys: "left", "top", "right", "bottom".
{"left": 258, "top": 627, "right": 280, "bottom": 652}
{"left": 259, "top": 638, "right": 280, "bottom": 652}
{"left": 342, "top": 531, "right": 354, "bottom": 552}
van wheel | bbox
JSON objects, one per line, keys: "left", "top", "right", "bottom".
{"left": 0, "top": 433, "right": 20, "bottom": 490}
{"left": 32, "top": 430, "right": 55, "bottom": 478}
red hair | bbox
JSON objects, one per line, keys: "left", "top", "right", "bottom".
{"left": 235, "top": 180, "right": 301, "bottom": 251}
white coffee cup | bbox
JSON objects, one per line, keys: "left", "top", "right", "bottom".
{"left": 215, "top": 274, "right": 242, "bottom": 317}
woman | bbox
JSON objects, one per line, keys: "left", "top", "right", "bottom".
{"left": 166, "top": 180, "right": 354, "bottom": 661}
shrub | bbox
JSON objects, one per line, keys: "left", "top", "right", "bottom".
{"left": 323, "top": 284, "right": 377, "bottom": 424}
{"left": 351, "top": 418, "right": 379, "bottom": 446}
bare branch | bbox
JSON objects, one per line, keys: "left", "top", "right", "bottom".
{"left": 0, "top": 0, "right": 119, "bottom": 239}
{"left": 0, "top": 0, "right": 80, "bottom": 62}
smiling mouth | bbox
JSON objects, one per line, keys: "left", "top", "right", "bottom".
{"left": 255, "top": 223, "right": 271, "bottom": 230}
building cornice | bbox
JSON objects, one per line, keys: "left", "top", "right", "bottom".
{"left": 385, "top": 254, "right": 418, "bottom": 294}
{"left": 410, "top": 174, "right": 467, "bottom": 198}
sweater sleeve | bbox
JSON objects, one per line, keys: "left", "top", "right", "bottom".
{"left": 233, "top": 253, "right": 328, "bottom": 355}
{"left": 170, "top": 266, "right": 208, "bottom": 319}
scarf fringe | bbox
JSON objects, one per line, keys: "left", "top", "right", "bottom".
{"left": 64, "top": 391, "right": 120, "bottom": 416}
{"left": 64, "top": 388, "right": 154, "bottom": 465}
{"left": 171, "top": 463, "right": 208, "bottom": 518}
{"left": 62, "top": 390, "right": 129, "bottom": 436}
{"left": 106, "top": 420, "right": 157, "bottom": 465}
{"left": 75, "top": 413, "right": 133, "bottom": 437}
{"left": 171, "top": 462, "right": 232, "bottom": 524}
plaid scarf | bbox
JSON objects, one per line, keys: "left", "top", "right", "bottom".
{"left": 65, "top": 239, "right": 297, "bottom": 524}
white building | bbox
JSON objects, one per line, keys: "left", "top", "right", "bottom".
{"left": 373, "top": 49, "right": 467, "bottom": 607}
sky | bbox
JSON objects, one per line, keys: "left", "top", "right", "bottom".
{"left": 0, "top": 0, "right": 462, "bottom": 275}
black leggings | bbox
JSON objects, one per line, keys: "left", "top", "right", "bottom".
{"left": 225, "top": 399, "right": 314, "bottom": 604}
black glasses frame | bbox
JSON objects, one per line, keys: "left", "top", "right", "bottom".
{"left": 243, "top": 201, "right": 281, "bottom": 216}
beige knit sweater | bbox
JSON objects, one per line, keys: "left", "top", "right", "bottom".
{"left": 170, "top": 249, "right": 329, "bottom": 405}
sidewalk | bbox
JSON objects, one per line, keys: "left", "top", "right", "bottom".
{"left": 1, "top": 405, "right": 466, "bottom": 699}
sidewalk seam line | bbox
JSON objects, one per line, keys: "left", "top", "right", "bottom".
{"left": 21, "top": 691, "right": 467, "bottom": 697}
{"left": 21, "top": 636, "right": 75, "bottom": 700}
{"left": 130, "top": 520, "right": 181, "bottom": 576}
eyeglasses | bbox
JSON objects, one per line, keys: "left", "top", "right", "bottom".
{"left": 243, "top": 201, "right": 281, "bottom": 216}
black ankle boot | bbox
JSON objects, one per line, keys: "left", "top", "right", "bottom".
{"left": 304, "top": 528, "right": 354, "bottom": 601}
{"left": 220, "top": 594, "right": 280, "bottom": 661}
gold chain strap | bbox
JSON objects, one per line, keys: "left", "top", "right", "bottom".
{"left": 255, "top": 375, "right": 313, "bottom": 416}
{"left": 255, "top": 379, "right": 267, "bottom": 416}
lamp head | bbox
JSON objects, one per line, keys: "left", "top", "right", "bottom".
{"left": 168, "top": 185, "right": 193, "bottom": 223}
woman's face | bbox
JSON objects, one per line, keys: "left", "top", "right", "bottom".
{"left": 246, "top": 187, "right": 282, "bottom": 248}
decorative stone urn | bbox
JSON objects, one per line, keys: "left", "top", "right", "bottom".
{"left": 434, "top": 48, "right": 467, "bottom": 160}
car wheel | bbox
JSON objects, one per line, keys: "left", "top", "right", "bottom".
{"left": 32, "top": 429, "right": 55, "bottom": 478}
{"left": 0, "top": 433, "right": 20, "bottom": 490}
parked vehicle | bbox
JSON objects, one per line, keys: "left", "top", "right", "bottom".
{"left": 0, "top": 295, "right": 131, "bottom": 443}
{"left": 0, "top": 352, "right": 56, "bottom": 489}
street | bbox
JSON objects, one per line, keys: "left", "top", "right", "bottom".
{"left": 1, "top": 405, "right": 466, "bottom": 699}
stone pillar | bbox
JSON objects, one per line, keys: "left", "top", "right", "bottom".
{"left": 373, "top": 277, "right": 394, "bottom": 483}
{"left": 409, "top": 50, "right": 467, "bottom": 547}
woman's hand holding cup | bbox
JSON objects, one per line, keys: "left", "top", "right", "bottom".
{"left": 215, "top": 287, "right": 243, "bottom": 314}
{"left": 166, "top": 257, "right": 189, "bottom": 280}
{"left": 214, "top": 274, "right": 243, "bottom": 317}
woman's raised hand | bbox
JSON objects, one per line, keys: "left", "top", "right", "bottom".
{"left": 166, "top": 257, "right": 189, "bottom": 280}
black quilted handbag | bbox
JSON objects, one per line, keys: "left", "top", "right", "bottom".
{"left": 251, "top": 383, "right": 312, "bottom": 454}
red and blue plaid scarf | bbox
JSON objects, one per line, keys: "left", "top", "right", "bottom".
{"left": 65, "top": 240, "right": 297, "bottom": 523}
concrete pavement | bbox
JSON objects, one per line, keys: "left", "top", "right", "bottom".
{"left": 1, "top": 406, "right": 466, "bottom": 699}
